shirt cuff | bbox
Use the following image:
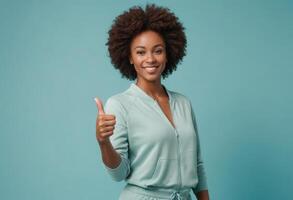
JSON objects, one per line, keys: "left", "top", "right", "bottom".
{"left": 193, "top": 166, "right": 208, "bottom": 193}
{"left": 103, "top": 156, "right": 129, "bottom": 182}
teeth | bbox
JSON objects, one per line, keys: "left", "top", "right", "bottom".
{"left": 145, "top": 66, "right": 157, "bottom": 73}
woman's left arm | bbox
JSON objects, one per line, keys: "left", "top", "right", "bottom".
{"left": 190, "top": 101, "right": 209, "bottom": 199}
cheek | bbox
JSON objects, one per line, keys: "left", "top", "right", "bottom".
{"left": 157, "top": 52, "right": 167, "bottom": 62}
{"left": 158, "top": 56, "right": 167, "bottom": 65}
{"left": 132, "top": 55, "right": 143, "bottom": 65}
{"left": 133, "top": 62, "right": 142, "bottom": 73}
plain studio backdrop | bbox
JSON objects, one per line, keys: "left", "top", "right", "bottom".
{"left": 0, "top": 0, "right": 292, "bottom": 199}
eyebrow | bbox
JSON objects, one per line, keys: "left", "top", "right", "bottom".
{"left": 134, "top": 44, "right": 164, "bottom": 49}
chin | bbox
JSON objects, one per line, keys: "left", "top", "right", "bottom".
{"left": 144, "top": 75, "right": 161, "bottom": 82}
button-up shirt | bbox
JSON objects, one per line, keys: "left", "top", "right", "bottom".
{"left": 103, "top": 83, "right": 208, "bottom": 195}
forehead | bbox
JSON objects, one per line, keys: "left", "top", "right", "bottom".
{"left": 130, "top": 30, "right": 165, "bottom": 48}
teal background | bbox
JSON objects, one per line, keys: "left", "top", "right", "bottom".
{"left": 1, "top": 0, "right": 292, "bottom": 199}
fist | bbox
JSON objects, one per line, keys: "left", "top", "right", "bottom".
{"left": 94, "top": 97, "right": 116, "bottom": 144}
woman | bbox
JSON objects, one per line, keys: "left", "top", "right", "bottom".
{"left": 95, "top": 4, "right": 210, "bottom": 200}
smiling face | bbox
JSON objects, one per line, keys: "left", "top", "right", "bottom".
{"left": 129, "top": 30, "right": 167, "bottom": 83}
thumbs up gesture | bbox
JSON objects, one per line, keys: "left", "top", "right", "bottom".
{"left": 94, "top": 97, "right": 116, "bottom": 144}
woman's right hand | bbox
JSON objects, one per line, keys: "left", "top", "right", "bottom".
{"left": 94, "top": 97, "right": 116, "bottom": 145}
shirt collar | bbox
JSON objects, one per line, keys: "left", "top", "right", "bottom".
{"left": 130, "top": 82, "right": 172, "bottom": 104}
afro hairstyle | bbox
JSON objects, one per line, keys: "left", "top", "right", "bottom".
{"left": 106, "top": 4, "right": 187, "bottom": 80}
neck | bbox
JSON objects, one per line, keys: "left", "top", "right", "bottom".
{"left": 135, "top": 78, "right": 167, "bottom": 100}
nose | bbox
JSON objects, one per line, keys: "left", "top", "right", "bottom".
{"left": 146, "top": 52, "right": 156, "bottom": 63}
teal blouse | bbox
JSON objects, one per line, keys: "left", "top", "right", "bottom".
{"left": 103, "top": 83, "right": 208, "bottom": 194}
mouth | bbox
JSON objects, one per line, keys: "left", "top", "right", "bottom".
{"left": 143, "top": 65, "right": 159, "bottom": 68}
{"left": 143, "top": 66, "right": 158, "bottom": 73}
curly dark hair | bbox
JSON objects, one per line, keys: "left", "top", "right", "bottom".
{"left": 106, "top": 4, "right": 187, "bottom": 80}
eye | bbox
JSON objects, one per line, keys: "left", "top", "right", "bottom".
{"left": 154, "top": 49, "right": 163, "bottom": 54}
{"left": 136, "top": 51, "right": 145, "bottom": 55}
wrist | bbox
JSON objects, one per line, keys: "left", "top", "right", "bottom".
{"left": 98, "top": 138, "right": 111, "bottom": 146}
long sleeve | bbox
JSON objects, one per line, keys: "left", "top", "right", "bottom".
{"left": 190, "top": 103, "right": 208, "bottom": 194}
{"left": 101, "top": 84, "right": 208, "bottom": 191}
{"left": 103, "top": 97, "right": 130, "bottom": 181}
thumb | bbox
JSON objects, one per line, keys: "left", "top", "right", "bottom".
{"left": 94, "top": 97, "right": 105, "bottom": 115}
